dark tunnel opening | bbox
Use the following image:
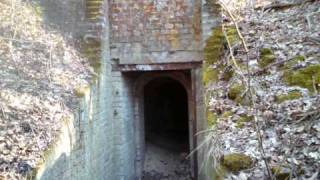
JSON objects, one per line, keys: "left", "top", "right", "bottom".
{"left": 144, "top": 77, "right": 189, "bottom": 152}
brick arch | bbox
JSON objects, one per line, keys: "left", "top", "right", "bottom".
{"left": 133, "top": 71, "right": 191, "bottom": 97}
{"left": 132, "top": 71, "right": 197, "bottom": 179}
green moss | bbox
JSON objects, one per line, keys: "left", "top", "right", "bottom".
{"left": 228, "top": 84, "right": 243, "bottom": 100}
{"left": 271, "top": 166, "right": 290, "bottom": 180}
{"left": 203, "top": 26, "right": 225, "bottom": 86}
{"left": 260, "top": 48, "right": 273, "bottom": 55}
{"left": 222, "top": 153, "right": 254, "bottom": 173}
{"left": 203, "top": 66, "right": 219, "bottom": 86}
{"left": 225, "top": 26, "right": 238, "bottom": 46}
{"left": 282, "top": 55, "right": 305, "bottom": 70}
{"left": 222, "top": 111, "right": 233, "bottom": 118}
{"left": 221, "top": 66, "right": 234, "bottom": 81}
{"left": 74, "top": 85, "right": 90, "bottom": 97}
{"left": 207, "top": 0, "right": 221, "bottom": 16}
{"left": 81, "top": 39, "right": 102, "bottom": 74}
{"left": 204, "top": 26, "right": 224, "bottom": 66}
{"left": 228, "top": 83, "right": 251, "bottom": 106}
{"left": 275, "top": 90, "right": 302, "bottom": 103}
{"left": 207, "top": 110, "right": 218, "bottom": 127}
{"left": 236, "top": 115, "right": 253, "bottom": 128}
{"left": 293, "top": 55, "right": 305, "bottom": 61}
{"left": 259, "top": 48, "right": 276, "bottom": 68}
{"left": 202, "top": 26, "right": 239, "bottom": 86}
{"left": 283, "top": 64, "right": 320, "bottom": 92}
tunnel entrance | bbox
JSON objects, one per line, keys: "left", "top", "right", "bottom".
{"left": 142, "top": 77, "right": 192, "bottom": 180}
{"left": 128, "top": 70, "right": 201, "bottom": 180}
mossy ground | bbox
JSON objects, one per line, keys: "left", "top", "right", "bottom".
{"left": 236, "top": 115, "right": 253, "bottom": 128}
{"left": 222, "top": 111, "right": 233, "bottom": 118}
{"left": 283, "top": 64, "right": 320, "bottom": 92}
{"left": 271, "top": 166, "right": 290, "bottom": 180}
{"left": 281, "top": 55, "right": 305, "bottom": 70}
{"left": 227, "top": 83, "right": 251, "bottom": 105}
{"left": 259, "top": 48, "right": 276, "bottom": 68}
{"left": 203, "top": 26, "right": 239, "bottom": 86}
{"left": 275, "top": 90, "right": 303, "bottom": 103}
{"left": 207, "top": 110, "right": 218, "bottom": 127}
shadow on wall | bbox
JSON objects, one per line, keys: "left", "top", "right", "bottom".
{"left": 39, "top": 153, "right": 70, "bottom": 179}
{"left": 35, "top": 0, "right": 86, "bottom": 38}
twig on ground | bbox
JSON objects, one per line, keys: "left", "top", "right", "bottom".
{"left": 255, "top": 0, "right": 315, "bottom": 11}
{"left": 252, "top": 57, "right": 302, "bottom": 75}
{"left": 307, "top": 36, "right": 320, "bottom": 45}
{"left": 0, "top": 104, "right": 6, "bottom": 120}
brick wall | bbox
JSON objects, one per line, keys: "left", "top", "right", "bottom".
{"left": 109, "top": 0, "right": 203, "bottom": 64}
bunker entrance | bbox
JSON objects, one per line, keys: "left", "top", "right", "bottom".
{"left": 142, "top": 77, "right": 192, "bottom": 180}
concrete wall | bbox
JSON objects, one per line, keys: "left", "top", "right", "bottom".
{"left": 34, "top": 0, "right": 120, "bottom": 179}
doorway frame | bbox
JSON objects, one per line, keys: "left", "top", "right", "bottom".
{"left": 132, "top": 71, "right": 198, "bottom": 179}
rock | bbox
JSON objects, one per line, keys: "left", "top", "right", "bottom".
{"left": 222, "top": 153, "right": 254, "bottom": 173}
{"left": 16, "top": 161, "right": 32, "bottom": 175}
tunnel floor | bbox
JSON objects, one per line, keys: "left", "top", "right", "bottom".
{"left": 142, "top": 77, "right": 192, "bottom": 180}
{"left": 142, "top": 142, "right": 192, "bottom": 180}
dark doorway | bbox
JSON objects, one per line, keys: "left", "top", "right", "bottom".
{"left": 143, "top": 77, "right": 191, "bottom": 179}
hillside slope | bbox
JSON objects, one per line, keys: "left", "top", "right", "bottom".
{"left": 203, "top": 0, "right": 320, "bottom": 179}
{"left": 0, "top": 0, "right": 92, "bottom": 179}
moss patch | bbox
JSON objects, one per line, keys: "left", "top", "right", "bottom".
{"left": 283, "top": 64, "right": 320, "bottom": 92}
{"left": 222, "top": 153, "right": 254, "bottom": 173}
{"left": 225, "top": 26, "right": 238, "bottom": 46}
{"left": 227, "top": 83, "right": 250, "bottom": 105}
{"left": 202, "top": 26, "right": 239, "bottom": 86}
{"left": 207, "top": 110, "right": 218, "bottom": 127}
{"left": 236, "top": 115, "right": 253, "bottom": 128}
{"left": 271, "top": 166, "right": 290, "bottom": 180}
{"left": 81, "top": 39, "right": 102, "bottom": 74}
{"left": 222, "top": 111, "right": 233, "bottom": 118}
{"left": 259, "top": 48, "right": 276, "bottom": 68}
{"left": 283, "top": 55, "right": 305, "bottom": 69}
{"left": 203, "top": 66, "right": 219, "bottom": 86}
{"left": 74, "top": 85, "right": 90, "bottom": 97}
{"left": 203, "top": 26, "right": 225, "bottom": 86}
{"left": 204, "top": 26, "right": 224, "bottom": 66}
{"left": 221, "top": 66, "right": 234, "bottom": 81}
{"left": 228, "top": 84, "right": 243, "bottom": 100}
{"left": 275, "top": 90, "right": 302, "bottom": 103}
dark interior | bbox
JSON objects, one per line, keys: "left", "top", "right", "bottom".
{"left": 144, "top": 77, "right": 189, "bottom": 152}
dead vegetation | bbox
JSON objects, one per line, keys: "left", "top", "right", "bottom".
{"left": 201, "top": 0, "right": 320, "bottom": 179}
{"left": 0, "top": 0, "right": 92, "bottom": 179}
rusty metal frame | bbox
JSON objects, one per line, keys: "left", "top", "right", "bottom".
{"left": 112, "top": 62, "right": 202, "bottom": 72}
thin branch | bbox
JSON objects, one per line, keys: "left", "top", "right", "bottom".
{"left": 219, "top": 1, "right": 274, "bottom": 178}
{"left": 219, "top": 0, "right": 249, "bottom": 53}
